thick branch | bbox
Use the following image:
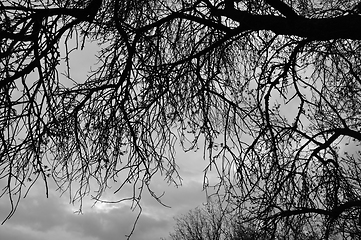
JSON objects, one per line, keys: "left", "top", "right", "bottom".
{"left": 265, "top": 0, "right": 298, "bottom": 19}
{"left": 272, "top": 200, "right": 361, "bottom": 219}
{"left": 270, "top": 207, "right": 331, "bottom": 220}
{"left": 217, "top": 9, "right": 361, "bottom": 40}
{"left": 0, "top": 0, "right": 102, "bottom": 21}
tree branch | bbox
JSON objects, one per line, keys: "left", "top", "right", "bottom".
{"left": 216, "top": 9, "right": 361, "bottom": 40}
{"left": 272, "top": 207, "right": 331, "bottom": 218}
{"left": 265, "top": 0, "right": 298, "bottom": 19}
{"left": 272, "top": 200, "right": 361, "bottom": 220}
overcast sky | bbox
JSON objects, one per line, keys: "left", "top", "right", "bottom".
{"left": 0, "top": 147, "right": 215, "bottom": 240}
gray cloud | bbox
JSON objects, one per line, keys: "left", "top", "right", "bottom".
{"left": 0, "top": 163, "right": 208, "bottom": 240}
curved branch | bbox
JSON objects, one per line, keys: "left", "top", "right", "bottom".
{"left": 216, "top": 9, "right": 361, "bottom": 40}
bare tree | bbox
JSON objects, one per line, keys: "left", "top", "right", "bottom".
{"left": 164, "top": 197, "right": 320, "bottom": 240}
{"left": 167, "top": 204, "right": 226, "bottom": 240}
{"left": 1, "top": 0, "right": 361, "bottom": 238}
{"left": 164, "top": 198, "right": 263, "bottom": 240}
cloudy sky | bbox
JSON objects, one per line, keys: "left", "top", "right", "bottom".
{"left": 0, "top": 148, "right": 214, "bottom": 240}
{"left": 0, "top": 40, "right": 217, "bottom": 240}
{"left": 4, "top": 24, "right": 357, "bottom": 240}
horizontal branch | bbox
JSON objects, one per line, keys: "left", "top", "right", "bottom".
{"left": 271, "top": 200, "right": 361, "bottom": 220}
{"left": 0, "top": 5, "right": 85, "bottom": 18}
{"left": 272, "top": 207, "right": 331, "bottom": 219}
{"left": 217, "top": 9, "right": 361, "bottom": 40}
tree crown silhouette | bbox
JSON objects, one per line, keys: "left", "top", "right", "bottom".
{"left": 1, "top": 0, "right": 361, "bottom": 238}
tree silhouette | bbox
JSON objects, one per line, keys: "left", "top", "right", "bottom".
{"left": 164, "top": 198, "right": 264, "bottom": 240}
{"left": 1, "top": 0, "right": 361, "bottom": 238}
{"left": 164, "top": 198, "right": 320, "bottom": 240}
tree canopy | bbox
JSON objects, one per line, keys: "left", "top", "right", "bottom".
{"left": 1, "top": 0, "right": 361, "bottom": 238}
